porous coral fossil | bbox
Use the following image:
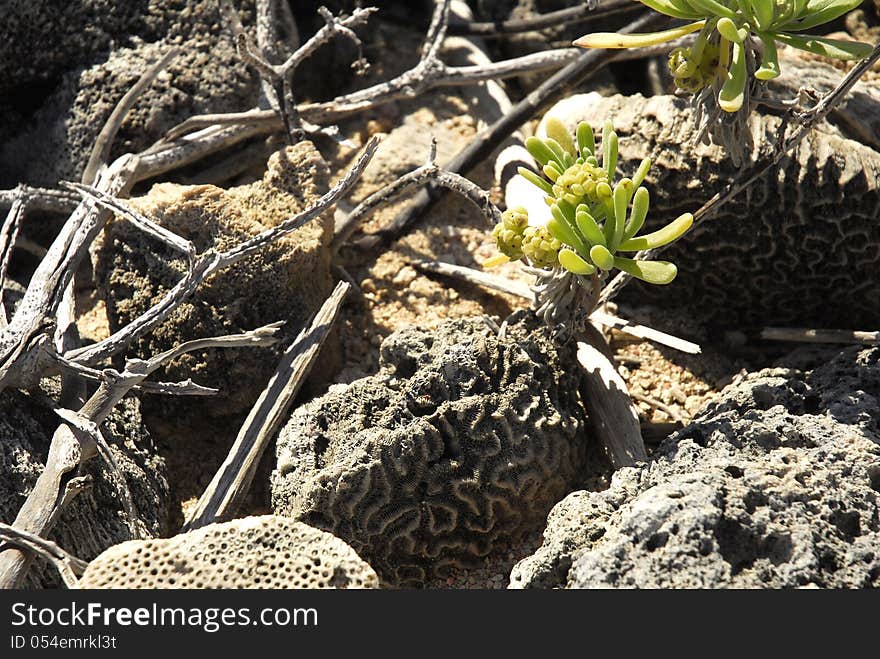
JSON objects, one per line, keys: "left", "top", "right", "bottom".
{"left": 79, "top": 516, "right": 379, "bottom": 589}
{"left": 271, "top": 312, "right": 588, "bottom": 586}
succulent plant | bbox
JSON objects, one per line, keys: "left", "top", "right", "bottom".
{"left": 487, "top": 119, "right": 693, "bottom": 285}
{"left": 574, "top": 1, "right": 872, "bottom": 113}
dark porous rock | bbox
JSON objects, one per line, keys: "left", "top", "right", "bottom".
{"left": 510, "top": 347, "right": 880, "bottom": 589}
{"left": 272, "top": 312, "right": 588, "bottom": 586}
{"left": 0, "top": 0, "right": 257, "bottom": 187}
{"left": 0, "top": 388, "right": 169, "bottom": 589}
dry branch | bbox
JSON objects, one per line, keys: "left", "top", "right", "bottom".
{"left": 761, "top": 327, "right": 880, "bottom": 345}
{"left": 0, "top": 324, "right": 284, "bottom": 588}
{"left": 0, "top": 523, "right": 88, "bottom": 589}
{"left": 184, "top": 281, "right": 351, "bottom": 530}
{"left": 577, "top": 332, "right": 647, "bottom": 468}
{"left": 447, "top": 0, "right": 634, "bottom": 36}
{"left": 82, "top": 47, "right": 179, "bottom": 186}
{"left": 64, "top": 136, "right": 381, "bottom": 367}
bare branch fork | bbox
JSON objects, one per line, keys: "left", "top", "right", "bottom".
{"left": 0, "top": 524, "right": 88, "bottom": 589}
{"left": 599, "top": 41, "right": 880, "bottom": 306}
{"left": 62, "top": 135, "right": 381, "bottom": 368}
{"left": 332, "top": 138, "right": 502, "bottom": 251}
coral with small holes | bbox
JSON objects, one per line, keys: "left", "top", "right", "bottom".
{"left": 271, "top": 311, "right": 588, "bottom": 586}
{"left": 79, "top": 516, "right": 379, "bottom": 589}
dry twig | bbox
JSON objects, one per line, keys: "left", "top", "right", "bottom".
{"left": 184, "top": 282, "right": 351, "bottom": 530}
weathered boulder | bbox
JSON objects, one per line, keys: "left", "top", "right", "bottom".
{"left": 0, "top": 387, "right": 169, "bottom": 589}
{"left": 536, "top": 90, "right": 880, "bottom": 328}
{"left": 0, "top": 0, "right": 258, "bottom": 187}
{"left": 510, "top": 347, "right": 880, "bottom": 588}
{"left": 272, "top": 311, "right": 588, "bottom": 586}
{"left": 79, "top": 515, "right": 379, "bottom": 588}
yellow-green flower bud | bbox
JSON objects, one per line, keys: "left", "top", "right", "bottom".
{"left": 522, "top": 225, "right": 562, "bottom": 268}
{"left": 492, "top": 207, "right": 530, "bottom": 260}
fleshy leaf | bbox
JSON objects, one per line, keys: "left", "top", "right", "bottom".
{"left": 619, "top": 212, "right": 694, "bottom": 251}
{"left": 573, "top": 21, "right": 705, "bottom": 49}
{"left": 525, "top": 136, "right": 559, "bottom": 167}
{"left": 559, "top": 249, "right": 596, "bottom": 275}
{"left": 755, "top": 33, "right": 781, "bottom": 80}
{"left": 687, "top": 0, "right": 737, "bottom": 21}
{"left": 623, "top": 187, "right": 650, "bottom": 241}
{"left": 577, "top": 122, "right": 595, "bottom": 158}
{"left": 779, "top": 0, "right": 863, "bottom": 32}
{"left": 719, "top": 40, "right": 746, "bottom": 112}
{"left": 545, "top": 118, "right": 576, "bottom": 157}
{"left": 576, "top": 206, "right": 607, "bottom": 247}
{"left": 612, "top": 257, "right": 679, "bottom": 284}
{"left": 517, "top": 166, "right": 554, "bottom": 195}
{"left": 637, "top": 0, "right": 705, "bottom": 20}
{"left": 590, "top": 244, "right": 615, "bottom": 271}
{"left": 772, "top": 32, "right": 874, "bottom": 61}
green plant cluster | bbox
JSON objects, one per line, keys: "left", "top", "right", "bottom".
{"left": 487, "top": 119, "right": 694, "bottom": 285}
{"left": 575, "top": 0, "right": 872, "bottom": 113}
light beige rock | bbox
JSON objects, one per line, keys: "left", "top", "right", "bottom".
{"left": 79, "top": 516, "right": 379, "bottom": 589}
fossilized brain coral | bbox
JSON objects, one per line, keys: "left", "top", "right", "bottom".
{"left": 271, "top": 312, "right": 588, "bottom": 586}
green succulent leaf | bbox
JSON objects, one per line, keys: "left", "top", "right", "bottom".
{"left": 550, "top": 205, "right": 591, "bottom": 255}
{"left": 590, "top": 244, "right": 616, "bottom": 271}
{"left": 612, "top": 257, "right": 679, "bottom": 284}
{"left": 637, "top": 0, "right": 705, "bottom": 20}
{"left": 611, "top": 182, "right": 629, "bottom": 251}
{"left": 577, "top": 122, "right": 595, "bottom": 158}
{"left": 719, "top": 39, "right": 746, "bottom": 112}
{"left": 517, "top": 166, "right": 554, "bottom": 195}
{"left": 544, "top": 138, "right": 570, "bottom": 168}
{"left": 525, "top": 136, "right": 559, "bottom": 167}
{"left": 603, "top": 123, "right": 618, "bottom": 180}
{"left": 717, "top": 17, "right": 748, "bottom": 44}
{"left": 748, "top": 0, "right": 774, "bottom": 30}
{"left": 618, "top": 212, "right": 694, "bottom": 251}
{"left": 755, "top": 32, "right": 781, "bottom": 80}
{"left": 631, "top": 158, "right": 652, "bottom": 191}
{"left": 623, "top": 187, "right": 650, "bottom": 241}
{"left": 778, "top": 0, "right": 863, "bottom": 32}
{"left": 575, "top": 206, "right": 607, "bottom": 247}
{"left": 686, "top": 0, "right": 737, "bottom": 21}
{"left": 772, "top": 31, "right": 874, "bottom": 61}
{"left": 559, "top": 249, "right": 596, "bottom": 275}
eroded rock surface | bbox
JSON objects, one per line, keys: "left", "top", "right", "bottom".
{"left": 95, "top": 140, "right": 336, "bottom": 417}
{"left": 510, "top": 347, "right": 880, "bottom": 589}
{"left": 541, "top": 92, "right": 880, "bottom": 328}
{"left": 272, "top": 312, "right": 588, "bottom": 586}
{"left": 79, "top": 516, "right": 378, "bottom": 588}
{"left": 0, "top": 388, "right": 168, "bottom": 589}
